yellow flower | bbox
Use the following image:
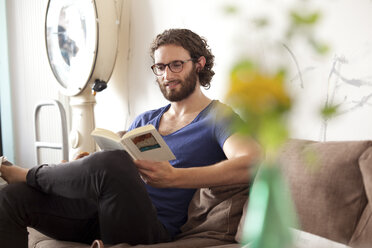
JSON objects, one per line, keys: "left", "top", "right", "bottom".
{"left": 225, "top": 61, "right": 292, "bottom": 156}
{"left": 226, "top": 61, "right": 291, "bottom": 115}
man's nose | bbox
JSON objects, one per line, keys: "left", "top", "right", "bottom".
{"left": 163, "top": 66, "right": 174, "bottom": 80}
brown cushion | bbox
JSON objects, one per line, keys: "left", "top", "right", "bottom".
{"left": 233, "top": 198, "right": 248, "bottom": 243}
{"left": 28, "top": 228, "right": 92, "bottom": 248}
{"left": 349, "top": 204, "right": 372, "bottom": 248}
{"left": 278, "top": 139, "right": 371, "bottom": 244}
{"left": 28, "top": 184, "right": 250, "bottom": 248}
{"left": 349, "top": 146, "right": 372, "bottom": 248}
{"left": 126, "top": 237, "right": 231, "bottom": 248}
{"left": 176, "top": 184, "right": 250, "bottom": 243}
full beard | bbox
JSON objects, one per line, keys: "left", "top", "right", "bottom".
{"left": 157, "top": 67, "right": 198, "bottom": 102}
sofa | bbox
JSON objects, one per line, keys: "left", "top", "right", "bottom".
{"left": 28, "top": 139, "right": 372, "bottom": 248}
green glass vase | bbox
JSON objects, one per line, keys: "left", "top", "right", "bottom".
{"left": 241, "top": 164, "right": 297, "bottom": 248}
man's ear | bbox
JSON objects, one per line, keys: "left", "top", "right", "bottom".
{"left": 196, "top": 56, "right": 206, "bottom": 72}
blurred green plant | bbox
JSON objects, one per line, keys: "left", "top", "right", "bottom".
{"left": 222, "top": 1, "right": 334, "bottom": 247}
{"left": 225, "top": 59, "right": 296, "bottom": 248}
{"left": 290, "top": 10, "right": 320, "bottom": 26}
{"left": 241, "top": 165, "right": 297, "bottom": 248}
{"left": 223, "top": 5, "right": 238, "bottom": 14}
{"left": 321, "top": 104, "right": 339, "bottom": 119}
{"left": 288, "top": 10, "right": 330, "bottom": 55}
{"left": 226, "top": 61, "right": 291, "bottom": 160}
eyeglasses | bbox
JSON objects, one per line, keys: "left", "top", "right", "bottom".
{"left": 151, "top": 59, "right": 194, "bottom": 76}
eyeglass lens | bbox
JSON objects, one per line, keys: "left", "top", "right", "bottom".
{"left": 152, "top": 59, "right": 193, "bottom": 76}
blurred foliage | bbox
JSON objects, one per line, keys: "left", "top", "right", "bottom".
{"left": 288, "top": 10, "right": 330, "bottom": 55}
{"left": 308, "top": 38, "right": 330, "bottom": 55}
{"left": 222, "top": 1, "right": 333, "bottom": 248}
{"left": 252, "top": 17, "right": 270, "bottom": 28}
{"left": 321, "top": 104, "right": 339, "bottom": 119}
{"left": 290, "top": 11, "right": 320, "bottom": 25}
{"left": 222, "top": 0, "right": 336, "bottom": 143}
{"left": 226, "top": 60, "right": 291, "bottom": 158}
{"left": 223, "top": 2, "right": 331, "bottom": 57}
{"left": 223, "top": 5, "right": 238, "bottom": 15}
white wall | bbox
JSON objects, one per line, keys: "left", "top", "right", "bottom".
{"left": 95, "top": 0, "right": 239, "bottom": 131}
{"left": 96, "top": 0, "right": 372, "bottom": 141}
{"left": 5, "top": 0, "right": 372, "bottom": 167}
{"left": 6, "top": 0, "right": 67, "bottom": 167}
{"left": 284, "top": 0, "right": 372, "bottom": 141}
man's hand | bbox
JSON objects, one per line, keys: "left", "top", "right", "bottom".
{"left": 133, "top": 160, "right": 177, "bottom": 188}
{"left": 116, "top": 130, "right": 127, "bottom": 138}
{"left": 61, "top": 151, "right": 90, "bottom": 163}
{"left": 74, "top": 151, "right": 90, "bottom": 160}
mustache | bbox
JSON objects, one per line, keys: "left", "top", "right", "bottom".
{"left": 156, "top": 79, "right": 181, "bottom": 86}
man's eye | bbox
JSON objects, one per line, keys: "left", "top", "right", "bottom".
{"left": 156, "top": 65, "right": 165, "bottom": 70}
{"left": 171, "top": 61, "right": 182, "bottom": 68}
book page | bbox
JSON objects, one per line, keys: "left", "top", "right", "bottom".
{"left": 92, "top": 133, "right": 125, "bottom": 151}
{"left": 92, "top": 128, "right": 121, "bottom": 141}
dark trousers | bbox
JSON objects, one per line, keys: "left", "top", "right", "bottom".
{"left": 0, "top": 150, "right": 171, "bottom": 248}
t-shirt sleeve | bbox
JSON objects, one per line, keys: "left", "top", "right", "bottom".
{"left": 213, "top": 104, "right": 245, "bottom": 148}
{"left": 127, "top": 107, "right": 167, "bottom": 132}
{"left": 127, "top": 116, "right": 142, "bottom": 131}
{"left": 127, "top": 111, "right": 155, "bottom": 131}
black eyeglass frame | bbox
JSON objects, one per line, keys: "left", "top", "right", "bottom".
{"left": 151, "top": 58, "right": 195, "bottom": 76}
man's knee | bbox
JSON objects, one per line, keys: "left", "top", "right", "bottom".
{"left": 0, "top": 185, "right": 29, "bottom": 247}
{"left": 1, "top": 182, "right": 30, "bottom": 202}
{"left": 0, "top": 183, "right": 33, "bottom": 218}
{"left": 84, "top": 150, "right": 138, "bottom": 178}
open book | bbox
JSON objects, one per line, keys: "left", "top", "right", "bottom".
{"left": 91, "top": 124, "right": 176, "bottom": 161}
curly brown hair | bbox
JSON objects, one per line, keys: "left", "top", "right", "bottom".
{"left": 150, "top": 29, "right": 215, "bottom": 89}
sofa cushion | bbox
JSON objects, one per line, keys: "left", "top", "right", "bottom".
{"left": 233, "top": 198, "right": 248, "bottom": 243}
{"left": 349, "top": 146, "right": 372, "bottom": 248}
{"left": 278, "top": 139, "right": 371, "bottom": 244}
{"left": 28, "top": 184, "right": 250, "bottom": 248}
{"left": 176, "top": 184, "right": 250, "bottom": 243}
{"left": 28, "top": 228, "right": 232, "bottom": 248}
{"left": 29, "top": 228, "right": 232, "bottom": 248}
{"left": 349, "top": 204, "right": 372, "bottom": 248}
{"left": 28, "top": 227, "right": 92, "bottom": 248}
{"left": 125, "top": 237, "right": 231, "bottom": 248}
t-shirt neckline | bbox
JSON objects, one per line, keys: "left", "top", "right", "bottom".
{"left": 155, "top": 100, "right": 217, "bottom": 137}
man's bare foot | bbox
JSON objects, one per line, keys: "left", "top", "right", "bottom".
{"left": 0, "top": 164, "right": 28, "bottom": 184}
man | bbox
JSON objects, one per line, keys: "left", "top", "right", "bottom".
{"left": 0, "top": 29, "right": 259, "bottom": 247}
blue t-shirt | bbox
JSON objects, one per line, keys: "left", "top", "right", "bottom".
{"left": 128, "top": 100, "right": 243, "bottom": 237}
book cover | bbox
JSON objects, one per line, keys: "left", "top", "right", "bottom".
{"left": 91, "top": 124, "right": 176, "bottom": 162}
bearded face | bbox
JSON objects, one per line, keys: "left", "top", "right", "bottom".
{"left": 157, "top": 65, "right": 198, "bottom": 102}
